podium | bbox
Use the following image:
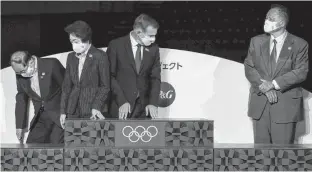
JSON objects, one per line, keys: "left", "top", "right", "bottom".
{"left": 63, "top": 119, "right": 214, "bottom": 171}
{"left": 2, "top": 119, "right": 312, "bottom": 171}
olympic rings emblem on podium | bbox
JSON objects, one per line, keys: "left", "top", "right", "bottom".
{"left": 122, "top": 125, "right": 158, "bottom": 143}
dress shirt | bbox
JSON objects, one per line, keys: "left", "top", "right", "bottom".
{"left": 76, "top": 44, "right": 91, "bottom": 81}
{"left": 30, "top": 57, "right": 41, "bottom": 97}
{"left": 270, "top": 31, "right": 288, "bottom": 90}
{"left": 129, "top": 32, "right": 144, "bottom": 59}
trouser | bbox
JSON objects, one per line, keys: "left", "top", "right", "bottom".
{"left": 26, "top": 110, "right": 64, "bottom": 144}
{"left": 253, "top": 103, "right": 296, "bottom": 144}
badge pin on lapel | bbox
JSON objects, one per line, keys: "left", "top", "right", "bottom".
{"left": 288, "top": 47, "right": 292, "bottom": 50}
{"left": 145, "top": 48, "right": 149, "bottom": 52}
{"left": 40, "top": 72, "right": 45, "bottom": 79}
{"left": 89, "top": 54, "right": 93, "bottom": 58}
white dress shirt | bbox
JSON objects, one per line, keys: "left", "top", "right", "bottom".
{"left": 129, "top": 32, "right": 144, "bottom": 59}
{"left": 76, "top": 44, "right": 91, "bottom": 81}
{"left": 30, "top": 57, "right": 41, "bottom": 97}
{"left": 270, "top": 31, "right": 288, "bottom": 62}
{"left": 271, "top": 31, "right": 288, "bottom": 90}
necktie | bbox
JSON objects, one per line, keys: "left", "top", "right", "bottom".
{"left": 135, "top": 44, "right": 142, "bottom": 74}
{"left": 270, "top": 39, "right": 277, "bottom": 75}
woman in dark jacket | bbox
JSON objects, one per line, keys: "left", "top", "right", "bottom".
{"left": 59, "top": 20, "right": 110, "bottom": 128}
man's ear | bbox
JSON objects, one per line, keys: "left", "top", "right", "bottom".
{"left": 277, "top": 20, "right": 286, "bottom": 28}
{"left": 135, "top": 28, "right": 144, "bottom": 37}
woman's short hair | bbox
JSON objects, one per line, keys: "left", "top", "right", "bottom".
{"left": 64, "top": 20, "right": 92, "bottom": 43}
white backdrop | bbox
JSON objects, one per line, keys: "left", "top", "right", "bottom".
{"left": 1, "top": 48, "right": 311, "bottom": 144}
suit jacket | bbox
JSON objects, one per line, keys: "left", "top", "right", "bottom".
{"left": 60, "top": 45, "right": 110, "bottom": 117}
{"left": 244, "top": 33, "right": 309, "bottom": 123}
{"left": 15, "top": 58, "right": 65, "bottom": 130}
{"left": 106, "top": 34, "right": 161, "bottom": 117}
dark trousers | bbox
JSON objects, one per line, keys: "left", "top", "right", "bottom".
{"left": 253, "top": 103, "right": 296, "bottom": 144}
{"left": 26, "top": 110, "right": 64, "bottom": 144}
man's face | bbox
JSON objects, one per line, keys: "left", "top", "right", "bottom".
{"left": 137, "top": 26, "right": 158, "bottom": 46}
{"left": 11, "top": 57, "right": 35, "bottom": 77}
{"left": 11, "top": 62, "right": 28, "bottom": 75}
{"left": 266, "top": 9, "right": 282, "bottom": 23}
{"left": 263, "top": 8, "right": 284, "bottom": 33}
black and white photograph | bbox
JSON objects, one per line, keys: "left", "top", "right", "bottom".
{"left": 1, "top": 1, "right": 312, "bottom": 171}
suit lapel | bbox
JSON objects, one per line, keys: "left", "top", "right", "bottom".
{"left": 79, "top": 45, "right": 94, "bottom": 83}
{"left": 125, "top": 35, "right": 138, "bottom": 73}
{"left": 273, "top": 34, "right": 294, "bottom": 78}
{"left": 19, "top": 77, "right": 36, "bottom": 98}
{"left": 22, "top": 77, "right": 41, "bottom": 100}
{"left": 260, "top": 35, "right": 271, "bottom": 76}
{"left": 71, "top": 54, "right": 79, "bottom": 84}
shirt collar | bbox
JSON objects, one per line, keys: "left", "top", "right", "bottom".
{"left": 76, "top": 43, "right": 92, "bottom": 58}
{"left": 271, "top": 30, "right": 288, "bottom": 44}
{"left": 33, "top": 56, "right": 38, "bottom": 71}
{"left": 129, "top": 31, "right": 141, "bottom": 47}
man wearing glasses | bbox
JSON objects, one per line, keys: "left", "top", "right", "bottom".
{"left": 10, "top": 51, "right": 65, "bottom": 144}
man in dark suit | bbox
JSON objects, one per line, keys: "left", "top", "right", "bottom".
{"left": 60, "top": 20, "right": 110, "bottom": 126}
{"left": 107, "top": 14, "right": 161, "bottom": 119}
{"left": 10, "top": 51, "right": 65, "bottom": 144}
{"left": 244, "top": 4, "right": 309, "bottom": 144}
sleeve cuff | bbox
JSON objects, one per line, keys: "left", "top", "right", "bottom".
{"left": 272, "top": 80, "right": 280, "bottom": 90}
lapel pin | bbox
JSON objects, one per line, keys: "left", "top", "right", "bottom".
{"left": 40, "top": 76, "right": 44, "bottom": 79}
{"left": 145, "top": 48, "right": 149, "bottom": 52}
{"left": 42, "top": 72, "right": 45, "bottom": 76}
{"left": 89, "top": 54, "right": 93, "bottom": 58}
{"left": 288, "top": 47, "right": 292, "bottom": 50}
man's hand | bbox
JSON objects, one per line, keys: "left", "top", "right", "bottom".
{"left": 90, "top": 109, "right": 105, "bottom": 120}
{"left": 119, "top": 102, "right": 131, "bottom": 119}
{"left": 265, "top": 90, "right": 278, "bottom": 104}
{"left": 145, "top": 105, "right": 158, "bottom": 119}
{"left": 16, "top": 128, "right": 24, "bottom": 143}
{"left": 60, "top": 114, "right": 67, "bottom": 129}
{"left": 259, "top": 79, "right": 275, "bottom": 93}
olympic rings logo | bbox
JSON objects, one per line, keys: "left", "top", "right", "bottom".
{"left": 122, "top": 125, "right": 158, "bottom": 143}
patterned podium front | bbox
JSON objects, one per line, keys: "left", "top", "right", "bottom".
{"left": 64, "top": 119, "right": 214, "bottom": 147}
{"left": 2, "top": 119, "right": 312, "bottom": 171}
{"left": 1, "top": 144, "right": 63, "bottom": 171}
{"left": 63, "top": 119, "right": 214, "bottom": 171}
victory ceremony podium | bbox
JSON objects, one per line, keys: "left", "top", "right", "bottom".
{"left": 1, "top": 119, "right": 312, "bottom": 171}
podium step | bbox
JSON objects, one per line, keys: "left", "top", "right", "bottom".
{"left": 1, "top": 144, "right": 312, "bottom": 171}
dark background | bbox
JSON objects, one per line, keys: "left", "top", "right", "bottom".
{"left": 1, "top": 1, "right": 311, "bottom": 91}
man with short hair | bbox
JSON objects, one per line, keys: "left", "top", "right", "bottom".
{"left": 11, "top": 51, "right": 65, "bottom": 144}
{"left": 244, "top": 4, "right": 309, "bottom": 144}
{"left": 107, "top": 14, "right": 161, "bottom": 119}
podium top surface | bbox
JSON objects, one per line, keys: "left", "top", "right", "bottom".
{"left": 1, "top": 143, "right": 311, "bottom": 149}
{"left": 65, "top": 118, "right": 213, "bottom": 122}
